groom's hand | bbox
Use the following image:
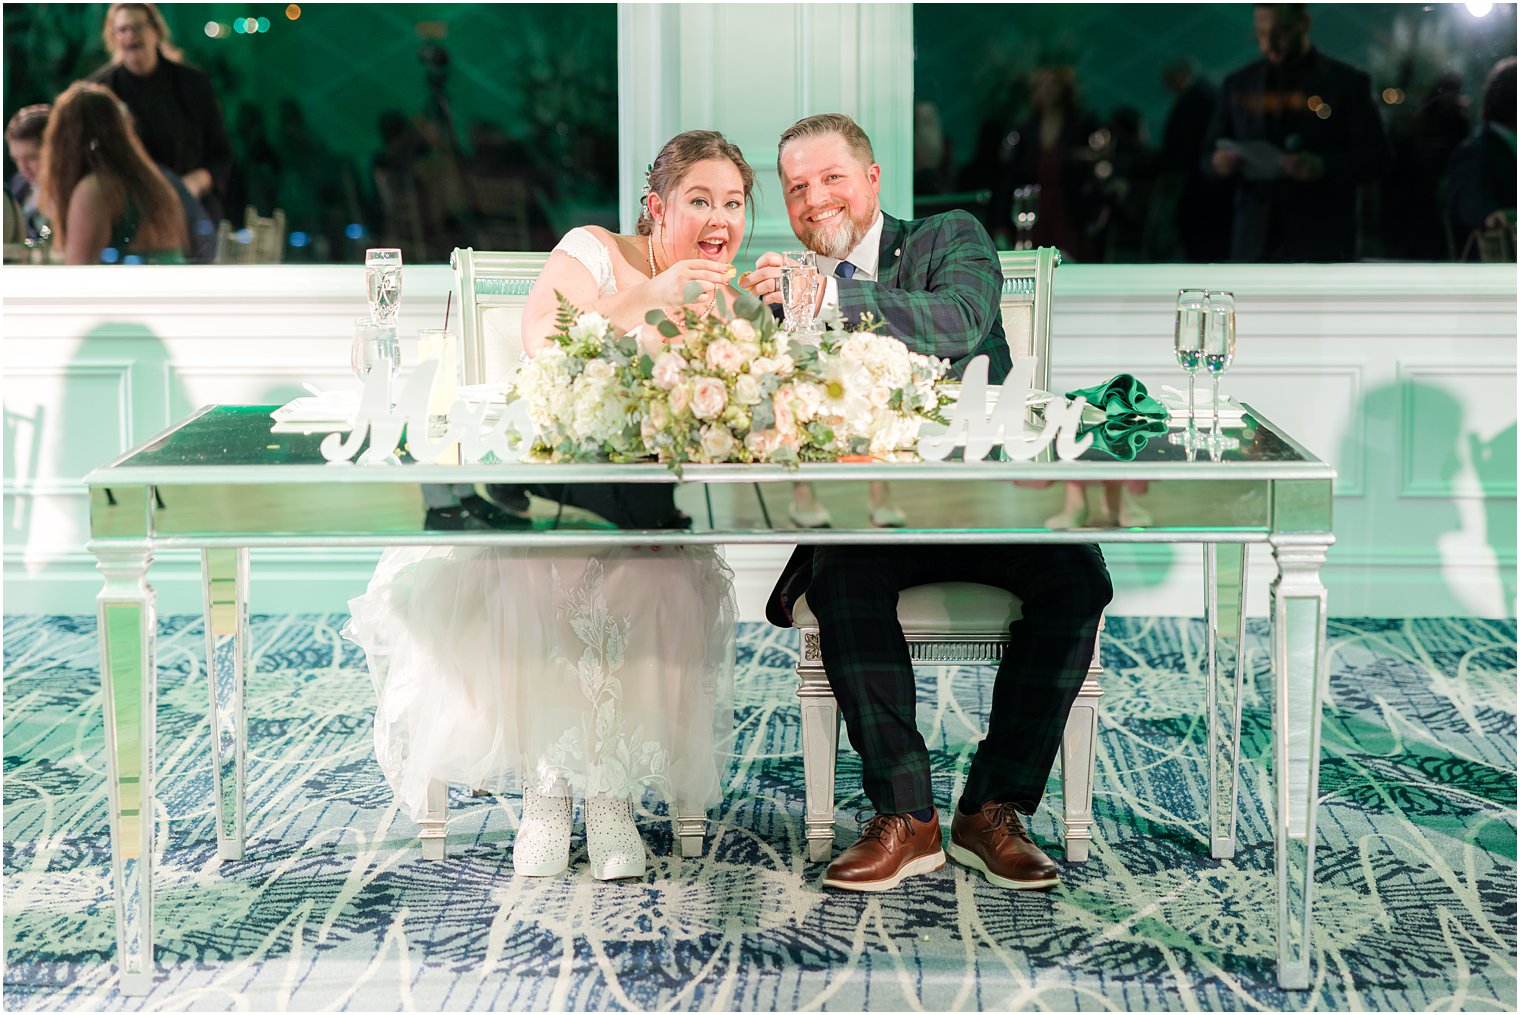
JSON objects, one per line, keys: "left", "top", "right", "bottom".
{"left": 741, "top": 252, "right": 789, "bottom": 307}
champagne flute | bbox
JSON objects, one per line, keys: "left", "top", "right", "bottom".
{"left": 1203, "top": 290, "right": 1239, "bottom": 450}
{"left": 1168, "top": 288, "right": 1208, "bottom": 446}
{"left": 365, "top": 247, "right": 403, "bottom": 324}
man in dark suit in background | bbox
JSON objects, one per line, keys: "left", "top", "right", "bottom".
{"left": 745, "top": 113, "right": 1112, "bottom": 894}
{"left": 1203, "top": 3, "right": 1390, "bottom": 262}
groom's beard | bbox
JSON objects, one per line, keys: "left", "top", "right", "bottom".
{"left": 801, "top": 203, "right": 875, "bottom": 260}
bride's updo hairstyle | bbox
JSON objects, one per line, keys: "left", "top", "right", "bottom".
{"left": 635, "top": 129, "right": 756, "bottom": 237}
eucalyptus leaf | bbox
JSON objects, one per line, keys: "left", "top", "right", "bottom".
{"left": 645, "top": 309, "right": 668, "bottom": 326}
{"left": 657, "top": 320, "right": 680, "bottom": 339}
{"left": 751, "top": 399, "right": 775, "bottom": 431}
{"left": 682, "top": 280, "right": 703, "bottom": 304}
{"left": 733, "top": 292, "right": 762, "bottom": 318}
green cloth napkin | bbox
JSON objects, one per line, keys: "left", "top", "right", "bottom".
{"left": 1064, "top": 373, "right": 1169, "bottom": 420}
{"left": 1079, "top": 416, "right": 1170, "bottom": 461}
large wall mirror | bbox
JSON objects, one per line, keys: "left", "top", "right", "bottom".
{"left": 3, "top": 2, "right": 617, "bottom": 264}
{"left": 914, "top": 2, "right": 1517, "bottom": 263}
{"left": 5, "top": 3, "right": 1515, "bottom": 266}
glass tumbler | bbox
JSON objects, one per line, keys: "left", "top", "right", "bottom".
{"left": 415, "top": 327, "right": 461, "bottom": 424}
{"left": 780, "top": 249, "right": 820, "bottom": 334}
{"left": 352, "top": 318, "right": 399, "bottom": 405}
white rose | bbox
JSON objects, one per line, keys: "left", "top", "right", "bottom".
{"left": 569, "top": 312, "right": 611, "bottom": 343}
{"left": 699, "top": 424, "right": 738, "bottom": 461}
{"left": 669, "top": 382, "right": 691, "bottom": 416}
{"left": 646, "top": 396, "right": 671, "bottom": 430}
{"left": 786, "top": 381, "right": 824, "bottom": 421}
{"left": 582, "top": 358, "right": 614, "bottom": 383}
{"left": 772, "top": 397, "right": 796, "bottom": 436}
{"left": 652, "top": 351, "right": 687, "bottom": 390}
{"left": 690, "top": 376, "right": 728, "bottom": 419}
{"left": 869, "top": 383, "right": 893, "bottom": 408}
{"left": 734, "top": 374, "right": 762, "bottom": 405}
{"left": 728, "top": 317, "right": 757, "bottom": 342}
{"left": 706, "top": 339, "right": 747, "bottom": 376}
{"left": 744, "top": 429, "right": 781, "bottom": 458}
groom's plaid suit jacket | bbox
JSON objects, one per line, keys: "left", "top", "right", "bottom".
{"left": 765, "top": 208, "right": 1009, "bottom": 628}
{"left": 834, "top": 210, "right": 1011, "bottom": 382}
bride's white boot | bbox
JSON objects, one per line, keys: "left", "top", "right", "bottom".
{"left": 586, "top": 794, "right": 645, "bottom": 881}
{"left": 513, "top": 785, "right": 573, "bottom": 877}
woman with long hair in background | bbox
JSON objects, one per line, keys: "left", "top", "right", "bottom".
{"left": 38, "top": 80, "right": 186, "bottom": 264}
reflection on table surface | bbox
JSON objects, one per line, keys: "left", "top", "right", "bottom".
{"left": 86, "top": 405, "right": 1333, "bottom": 541}
{"left": 102, "top": 404, "right": 1325, "bottom": 473}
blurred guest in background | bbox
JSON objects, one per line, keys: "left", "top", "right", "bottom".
{"left": 90, "top": 2, "right": 232, "bottom": 223}
{"left": 1444, "top": 57, "right": 1516, "bottom": 257}
{"left": 6, "top": 104, "right": 50, "bottom": 241}
{"left": 1094, "top": 104, "right": 1157, "bottom": 261}
{"left": 1203, "top": 3, "right": 1390, "bottom": 261}
{"left": 1382, "top": 73, "right": 1470, "bottom": 260}
{"left": 39, "top": 81, "right": 186, "bottom": 264}
{"left": 1158, "top": 60, "right": 1233, "bottom": 262}
{"left": 994, "top": 66, "right": 1103, "bottom": 261}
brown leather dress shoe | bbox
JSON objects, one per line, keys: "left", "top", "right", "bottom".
{"left": 948, "top": 801, "right": 1060, "bottom": 890}
{"left": 822, "top": 811, "right": 946, "bottom": 892}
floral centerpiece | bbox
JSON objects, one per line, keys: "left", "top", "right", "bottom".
{"left": 513, "top": 286, "right": 950, "bottom": 471}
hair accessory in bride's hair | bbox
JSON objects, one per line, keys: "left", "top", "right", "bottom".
{"left": 640, "top": 163, "right": 654, "bottom": 206}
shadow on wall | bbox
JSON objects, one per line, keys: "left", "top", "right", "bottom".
{"left": 6, "top": 324, "right": 192, "bottom": 571}
{"left": 1344, "top": 378, "right": 1515, "bottom": 617}
{"left": 1470, "top": 423, "right": 1518, "bottom": 615}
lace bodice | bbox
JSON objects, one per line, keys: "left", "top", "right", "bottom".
{"left": 553, "top": 227, "right": 619, "bottom": 296}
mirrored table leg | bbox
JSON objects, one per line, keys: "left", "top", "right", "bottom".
{"left": 1269, "top": 534, "right": 1332, "bottom": 990}
{"left": 95, "top": 544, "right": 158, "bottom": 996}
{"left": 201, "top": 549, "right": 249, "bottom": 862}
{"left": 1205, "top": 543, "right": 1247, "bottom": 860}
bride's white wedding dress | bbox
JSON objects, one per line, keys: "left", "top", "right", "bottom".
{"left": 344, "top": 228, "right": 737, "bottom": 821}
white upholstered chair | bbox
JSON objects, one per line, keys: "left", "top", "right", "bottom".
{"left": 790, "top": 246, "right": 1107, "bottom": 864}
{"left": 417, "top": 247, "right": 709, "bottom": 860}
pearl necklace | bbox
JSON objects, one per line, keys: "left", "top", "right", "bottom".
{"left": 648, "top": 233, "right": 716, "bottom": 318}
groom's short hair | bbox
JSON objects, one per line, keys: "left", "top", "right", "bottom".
{"left": 777, "top": 113, "right": 875, "bottom": 172}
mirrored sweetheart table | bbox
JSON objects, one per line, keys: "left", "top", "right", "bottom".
{"left": 86, "top": 403, "right": 1334, "bottom": 994}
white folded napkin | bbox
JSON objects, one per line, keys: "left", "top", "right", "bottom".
{"left": 1159, "top": 385, "right": 1246, "bottom": 424}
{"left": 270, "top": 390, "right": 361, "bottom": 429}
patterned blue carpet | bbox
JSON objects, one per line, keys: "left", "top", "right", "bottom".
{"left": 3, "top": 615, "right": 1515, "bottom": 1011}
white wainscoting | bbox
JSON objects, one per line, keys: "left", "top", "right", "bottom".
{"left": 3, "top": 262, "right": 1514, "bottom": 619}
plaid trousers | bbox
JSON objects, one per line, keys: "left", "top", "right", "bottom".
{"left": 807, "top": 543, "right": 1111, "bottom": 815}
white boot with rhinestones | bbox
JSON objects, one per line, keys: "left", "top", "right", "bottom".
{"left": 586, "top": 794, "right": 645, "bottom": 881}
{"left": 513, "top": 785, "right": 573, "bottom": 877}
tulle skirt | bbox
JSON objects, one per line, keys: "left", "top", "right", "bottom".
{"left": 344, "top": 544, "right": 737, "bottom": 820}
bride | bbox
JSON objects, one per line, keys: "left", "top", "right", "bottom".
{"left": 345, "top": 130, "right": 754, "bottom": 880}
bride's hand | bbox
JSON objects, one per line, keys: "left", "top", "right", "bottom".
{"left": 645, "top": 258, "right": 736, "bottom": 312}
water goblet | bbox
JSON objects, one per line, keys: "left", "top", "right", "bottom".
{"left": 352, "top": 318, "right": 399, "bottom": 405}
{"left": 1167, "top": 288, "right": 1208, "bottom": 446}
{"left": 1203, "top": 290, "right": 1238, "bottom": 450}
{"left": 780, "top": 249, "right": 820, "bottom": 334}
{"left": 365, "top": 247, "right": 403, "bottom": 324}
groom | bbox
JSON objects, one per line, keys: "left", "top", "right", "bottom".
{"left": 749, "top": 113, "right": 1112, "bottom": 892}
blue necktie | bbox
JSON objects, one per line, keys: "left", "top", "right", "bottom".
{"left": 835, "top": 260, "right": 857, "bottom": 279}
